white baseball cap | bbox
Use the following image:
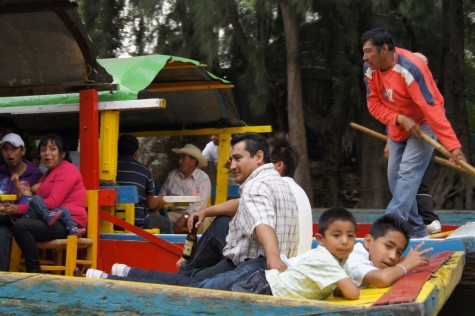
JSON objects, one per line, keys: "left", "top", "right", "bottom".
{"left": 0, "top": 133, "right": 25, "bottom": 148}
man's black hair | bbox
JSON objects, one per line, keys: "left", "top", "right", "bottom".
{"left": 268, "top": 132, "right": 299, "bottom": 177}
{"left": 118, "top": 134, "right": 139, "bottom": 156}
{"left": 361, "top": 27, "right": 396, "bottom": 52}
{"left": 318, "top": 208, "right": 357, "bottom": 235}
{"left": 231, "top": 133, "right": 270, "bottom": 163}
{"left": 369, "top": 214, "right": 410, "bottom": 246}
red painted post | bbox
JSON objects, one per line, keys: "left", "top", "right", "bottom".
{"left": 79, "top": 89, "right": 99, "bottom": 190}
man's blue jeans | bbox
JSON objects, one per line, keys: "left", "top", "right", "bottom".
{"left": 107, "top": 256, "right": 267, "bottom": 291}
{"left": 178, "top": 215, "right": 230, "bottom": 277}
{"left": 0, "top": 215, "right": 13, "bottom": 271}
{"left": 197, "top": 257, "right": 267, "bottom": 290}
{"left": 105, "top": 216, "right": 266, "bottom": 290}
{"left": 387, "top": 124, "right": 434, "bottom": 238}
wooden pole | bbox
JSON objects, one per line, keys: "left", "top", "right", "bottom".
{"left": 420, "top": 132, "right": 475, "bottom": 176}
{"left": 79, "top": 89, "right": 99, "bottom": 189}
{"left": 349, "top": 122, "right": 470, "bottom": 176}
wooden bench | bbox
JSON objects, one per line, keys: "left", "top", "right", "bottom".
{"left": 9, "top": 190, "right": 98, "bottom": 276}
{"left": 99, "top": 185, "right": 138, "bottom": 233}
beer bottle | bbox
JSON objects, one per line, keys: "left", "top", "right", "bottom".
{"left": 182, "top": 215, "right": 199, "bottom": 260}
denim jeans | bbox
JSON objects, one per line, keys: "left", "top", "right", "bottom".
{"left": 108, "top": 216, "right": 231, "bottom": 284}
{"left": 26, "top": 195, "right": 76, "bottom": 232}
{"left": 108, "top": 256, "right": 237, "bottom": 285}
{"left": 178, "top": 215, "right": 230, "bottom": 276}
{"left": 387, "top": 124, "right": 434, "bottom": 238}
{"left": 0, "top": 215, "right": 13, "bottom": 271}
{"left": 197, "top": 256, "right": 267, "bottom": 290}
{"left": 107, "top": 256, "right": 267, "bottom": 292}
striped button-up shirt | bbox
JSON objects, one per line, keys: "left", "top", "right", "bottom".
{"left": 223, "top": 163, "right": 299, "bottom": 264}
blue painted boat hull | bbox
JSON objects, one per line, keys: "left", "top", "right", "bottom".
{"left": 0, "top": 251, "right": 465, "bottom": 316}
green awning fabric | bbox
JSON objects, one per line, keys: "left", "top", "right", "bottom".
{"left": 0, "top": 55, "right": 241, "bottom": 134}
{"left": 0, "top": 54, "right": 230, "bottom": 105}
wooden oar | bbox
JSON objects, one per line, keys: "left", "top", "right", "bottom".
{"left": 420, "top": 132, "right": 475, "bottom": 177}
{"left": 350, "top": 122, "right": 387, "bottom": 142}
{"left": 432, "top": 155, "right": 466, "bottom": 173}
{"left": 349, "top": 122, "right": 469, "bottom": 175}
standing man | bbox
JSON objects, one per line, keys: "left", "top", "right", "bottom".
{"left": 0, "top": 133, "right": 43, "bottom": 271}
{"left": 116, "top": 134, "right": 170, "bottom": 233}
{"left": 382, "top": 52, "right": 441, "bottom": 235}
{"left": 87, "top": 133, "right": 299, "bottom": 288}
{"left": 361, "top": 27, "right": 467, "bottom": 238}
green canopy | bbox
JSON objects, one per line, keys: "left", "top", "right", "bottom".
{"left": 0, "top": 55, "right": 241, "bottom": 134}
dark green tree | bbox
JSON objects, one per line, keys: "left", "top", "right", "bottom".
{"left": 75, "top": 0, "right": 475, "bottom": 209}
{"left": 77, "top": 0, "right": 125, "bottom": 58}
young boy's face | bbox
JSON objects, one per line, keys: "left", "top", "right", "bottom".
{"left": 364, "top": 229, "right": 408, "bottom": 269}
{"left": 316, "top": 220, "right": 356, "bottom": 260}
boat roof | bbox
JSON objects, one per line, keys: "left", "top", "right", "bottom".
{"left": 0, "top": 0, "right": 114, "bottom": 97}
{"left": 0, "top": 1, "right": 241, "bottom": 135}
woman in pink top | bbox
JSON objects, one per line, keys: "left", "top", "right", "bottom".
{"left": 6, "top": 134, "right": 86, "bottom": 272}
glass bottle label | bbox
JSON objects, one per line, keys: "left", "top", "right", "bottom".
{"left": 183, "top": 240, "right": 194, "bottom": 256}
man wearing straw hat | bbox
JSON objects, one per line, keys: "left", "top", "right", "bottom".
{"left": 158, "top": 144, "right": 211, "bottom": 233}
{"left": 361, "top": 27, "right": 468, "bottom": 238}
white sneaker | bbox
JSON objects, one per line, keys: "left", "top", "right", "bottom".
{"left": 86, "top": 268, "right": 108, "bottom": 279}
{"left": 427, "top": 220, "right": 442, "bottom": 235}
{"left": 111, "top": 263, "right": 130, "bottom": 277}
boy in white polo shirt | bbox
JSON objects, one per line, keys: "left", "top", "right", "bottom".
{"left": 348, "top": 214, "right": 432, "bottom": 288}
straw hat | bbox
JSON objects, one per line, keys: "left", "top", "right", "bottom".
{"left": 172, "top": 144, "right": 208, "bottom": 168}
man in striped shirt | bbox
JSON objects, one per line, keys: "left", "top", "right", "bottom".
{"left": 116, "top": 134, "right": 170, "bottom": 232}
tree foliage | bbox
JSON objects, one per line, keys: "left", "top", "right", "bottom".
{"left": 77, "top": 0, "right": 475, "bottom": 209}
{"left": 77, "top": 0, "right": 125, "bottom": 58}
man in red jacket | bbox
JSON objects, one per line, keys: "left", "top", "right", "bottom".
{"left": 361, "top": 27, "right": 467, "bottom": 238}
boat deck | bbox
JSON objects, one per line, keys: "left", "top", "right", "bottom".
{"left": 0, "top": 252, "right": 464, "bottom": 315}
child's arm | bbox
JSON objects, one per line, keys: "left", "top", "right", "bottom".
{"left": 11, "top": 174, "right": 21, "bottom": 198}
{"left": 31, "top": 183, "right": 41, "bottom": 194}
{"left": 333, "top": 278, "right": 360, "bottom": 300}
{"left": 363, "top": 243, "right": 433, "bottom": 288}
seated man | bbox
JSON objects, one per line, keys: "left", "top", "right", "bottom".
{"left": 157, "top": 144, "right": 211, "bottom": 233}
{"left": 86, "top": 133, "right": 299, "bottom": 289}
{"left": 0, "top": 133, "right": 43, "bottom": 271}
{"left": 201, "top": 134, "right": 235, "bottom": 185}
{"left": 267, "top": 132, "right": 312, "bottom": 254}
{"left": 116, "top": 134, "right": 170, "bottom": 233}
{"left": 176, "top": 132, "right": 313, "bottom": 273}
{"left": 202, "top": 134, "right": 219, "bottom": 166}
{"left": 175, "top": 131, "right": 312, "bottom": 272}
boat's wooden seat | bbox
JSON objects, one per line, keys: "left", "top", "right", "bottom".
{"left": 9, "top": 190, "right": 98, "bottom": 276}
{"left": 99, "top": 185, "right": 139, "bottom": 233}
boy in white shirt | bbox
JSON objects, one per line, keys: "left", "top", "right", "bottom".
{"left": 348, "top": 214, "right": 433, "bottom": 288}
{"left": 230, "top": 208, "right": 360, "bottom": 300}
